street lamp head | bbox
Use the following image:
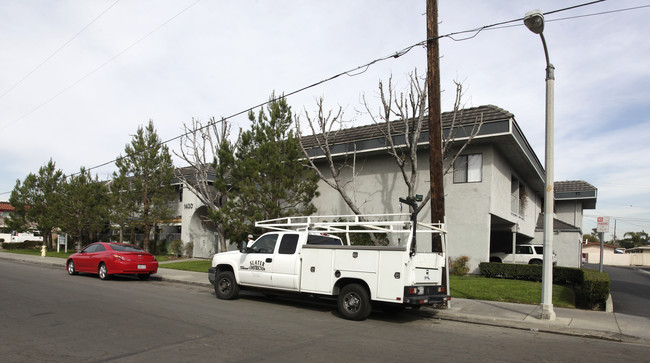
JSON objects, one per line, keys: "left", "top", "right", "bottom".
{"left": 524, "top": 9, "right": 545, "bottom": 34}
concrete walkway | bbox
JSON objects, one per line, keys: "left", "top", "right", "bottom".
{"left": 2, "top": 251, "right": 649, "bottom": 345}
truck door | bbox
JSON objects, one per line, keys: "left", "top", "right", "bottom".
{"left": 238, "top": 233, "right": 278, "bottom": 287}
{"left": 272, "top": 233, "right": 300, "bottom": 290}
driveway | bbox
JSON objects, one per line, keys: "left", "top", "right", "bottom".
{"left": 586, "top": 263, "right": 650, "bottom": 317}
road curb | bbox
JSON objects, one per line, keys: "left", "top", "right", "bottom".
{"left": 150, "top": 274, "right": 213, "bottom": 288}
{"left": 424, "top": 310, "right": 625, "bottom": 343}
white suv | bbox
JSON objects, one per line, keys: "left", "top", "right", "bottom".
{"left": 489, "top": 244, "right": 556, "bottom": 265}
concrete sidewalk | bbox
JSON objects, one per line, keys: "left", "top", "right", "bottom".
{"left": 2, "top": 251, "right": 649, "bottom": 345}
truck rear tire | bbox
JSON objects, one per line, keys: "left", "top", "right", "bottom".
{"left": 215, "top": 271, "right": 239, "bottom": 300}
{"left": 338, "top": 283, "right": 372, "bottom": 321}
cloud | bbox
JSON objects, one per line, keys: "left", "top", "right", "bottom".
{"left": 1, "top": 1, "right": 649, "bottom": 240}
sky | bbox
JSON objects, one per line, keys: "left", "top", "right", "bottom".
{"left": 1, "top": 0, "right": 649, "bottom": 240}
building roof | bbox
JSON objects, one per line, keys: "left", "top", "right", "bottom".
{"left": 300, "top": 104, "right": 514, "bottom": 149}
{"left": 301, "top": 104, "right": 546, "bottom": 193}
{"left": 555, "top": 180, "right": 597, "bottom": 193}
{"left": 583, "top": 242, "right": 618, "bottom": 249}
{"left": 554, "top": 180, "right": 597, "bottom": 209}
{"left": 0, "top": 202, "right": 15, "bottom": 212}
{"left": 535, "top": 214, "right": 582, "bottom": 232}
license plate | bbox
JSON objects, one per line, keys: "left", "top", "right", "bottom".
{"left": 138, "top": 264, "right": 146, "bottom": 269}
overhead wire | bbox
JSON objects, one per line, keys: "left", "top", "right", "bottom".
{"left": 1, "top": 0, "right": 646, "bottom": 194}
{"left": 0, "top": 0, "right": 202, "bottom": 133}
{"left": 0, "top": 0, "right": 121, "bottom": 101}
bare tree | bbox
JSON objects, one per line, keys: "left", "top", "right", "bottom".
{"left": 364, "top": 71, "right": 483, "bottom": 214}
{"left": 174, "top": 117, "right": 231, "bottom": 252}
{"left": 297, "top": 70, "right": 484, "bottom": 232}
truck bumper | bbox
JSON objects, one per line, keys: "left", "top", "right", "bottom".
{"left": 403, "top": 286, "right": 450, "bottom": 305}
{"left": 208, "top": 267, "right": 217, "bottom": 286}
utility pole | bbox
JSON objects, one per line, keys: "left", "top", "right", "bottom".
{"left": 427, "top": 0, "right": 445, "bottom": 229}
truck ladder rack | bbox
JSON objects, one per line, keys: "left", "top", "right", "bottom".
{"left": 255, "top": 213, "right": 446, "bottom": 234}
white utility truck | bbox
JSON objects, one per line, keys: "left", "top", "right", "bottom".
{"left": 208, "top": 211, "right": 449, "bottom": 320}
{"left": 7, "top": 231, "right": 43, "bottom": 243}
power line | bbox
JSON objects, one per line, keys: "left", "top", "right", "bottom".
{"left": 1, "top": 0, "right": 643, "bottom": 194}
{"left": 585, "top": 215, "right": 650, "bottom": 223}
{"left": 0, "top": 0, "right": 121, "bottom": 101}
{"left": 0, "top": 0, "right": 202, "bottom": 133}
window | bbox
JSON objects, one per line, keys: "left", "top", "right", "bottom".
{"left": 534, "top": 246, "right": 543, "bottom": 254}
{"left": 511, "top": 176, "right": 520, "bottom": 215}
{"left": 279, "top": 234, "right": 299, "bottom": 254}
{"left": 83, "top": 244, "right": 104, "bottom": 253}
{"left": 307, "top": 234, "right": 343, "bottom": 246}
{"left": 516, "top": 246, "right": 533, "bottom": 254}
{"left": 250, "top": 234, "right": 278, "bottom": 254}
{"left": 511, "top": 176, "right": 527, "bottom": 217}
{"left": 453, "top": 154, "right": 482, "bottom": 183}
{"left": 110, "top": 244, "right": 144, "bottom": 252}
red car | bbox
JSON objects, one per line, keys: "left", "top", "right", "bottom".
{"left": 66, "top": 242, "right": 158, "bottom": 280}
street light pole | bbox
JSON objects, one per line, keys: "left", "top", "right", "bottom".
{"left": 524, "top": 9, "right": 556, "bottom": 321}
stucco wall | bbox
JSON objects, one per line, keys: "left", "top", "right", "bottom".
{"left": 179, "top": 185, "right": 218, "bottom": 258}
{"left": 582, "top": 244, "right": 631, "bottom": 266}
{"left": 534, "top": 230, "right": 581, "bottom": 268}
{"left": 555, "top": 200, "right": 584, "bottom": 231}
{"left": 444, "top": 145, "right": 492, "bottom": 273}
{"left": 487, "top": 146, "right": 540, "bottom": 238}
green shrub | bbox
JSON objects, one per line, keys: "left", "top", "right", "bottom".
{"left": 479, "top": 262, "right": 542, "bottom": 281}
{"left": 1, "top": 241, "right": 43, "bottom": 250}
{"left": 156, "top": 240, "right": 168, "bottom": 255}
{"left": 170, "top": 240, "right": 183, "bottom": 257}
{"left": 184, "top": 242, "right": 194, "bottom": 258}
{"left": 576, "top": 269, "right": 610, "bottom": 310}
{"left": 451, "top": 256, "right": 470, "bottom": 276}
{"left": 553, "top": 266, "right": 584, "bottom": 285}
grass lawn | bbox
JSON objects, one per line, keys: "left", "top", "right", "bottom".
{"left": 0, "top": 248, "right": 75, "bottom": 259}
{"left": 450, "top": 275, "right": 576, "bottom": 308}
{"left": 159, "top": 259, "right": 212, "bottom": 273}
{"left": 156, "top": 255, "right": 176, "bottom": 262}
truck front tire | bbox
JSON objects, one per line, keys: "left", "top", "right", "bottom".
{"left": 215, "top": 271, "right": 240, "bottom": 300}
{"left": 338, "top": 283, "right": 372, "bottom": 321}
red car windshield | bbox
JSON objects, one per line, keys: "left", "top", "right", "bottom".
{"left": 109, "top": 244, "right": 145, "bottom": 253}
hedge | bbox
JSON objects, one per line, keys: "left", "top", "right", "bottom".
{"left": 1, "top": 241, "right": 44, "bottom": 250}
{"left": 479, "top": 262, "right": 610, "bottom": 310}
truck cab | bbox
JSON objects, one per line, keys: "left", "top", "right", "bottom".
{"left": 233, "top": 232, "right": 342, "bottom": 290}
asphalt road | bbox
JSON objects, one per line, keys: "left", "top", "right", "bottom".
{"left": 2, "top": 259, "right": 649, "bottom": 362}
{"left": 586, "top": 263, "right": 650, "bottom": 317}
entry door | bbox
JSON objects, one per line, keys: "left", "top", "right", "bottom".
{"left": 238, "top": 234, "right": 278, "bottom": 287}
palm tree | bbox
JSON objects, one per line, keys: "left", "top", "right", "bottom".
{"left": 623, "top": 231, "right": 649, "bottom": 247}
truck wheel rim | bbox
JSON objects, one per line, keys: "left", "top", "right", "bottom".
{"left": 219, "top": 278, "right": 231, "bottom": 293}
{"left": 344, "top": 293, "right": 361, "bottom": 312}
